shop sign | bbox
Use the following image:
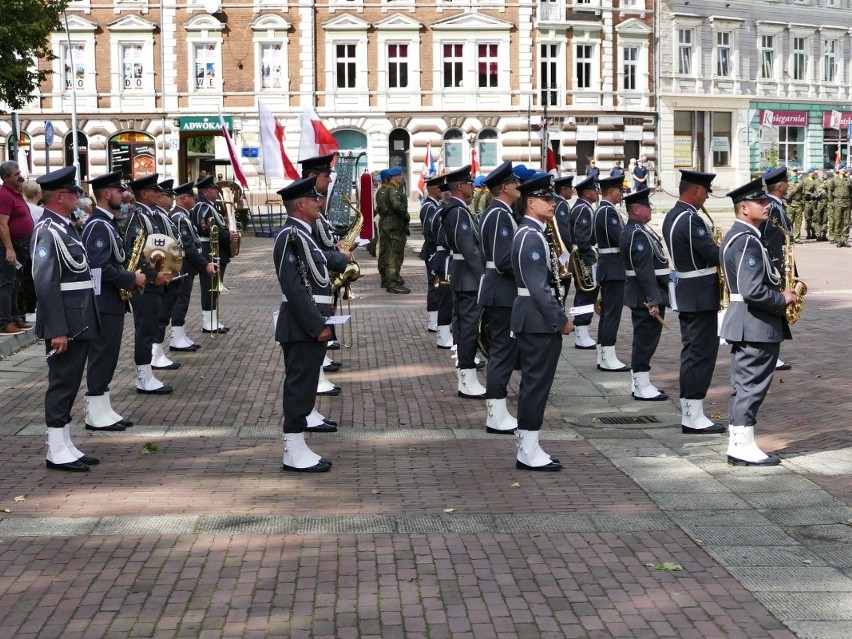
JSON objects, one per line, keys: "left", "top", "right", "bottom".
{"left": 822, "top": 111, "right": 852, "bottom": 128}
{"left": 673, "top": 136, "right": 693, "bottom": 167}
{"left": 759, "top": 110, "right": 807, "bottom": 127}
{"left": 712, "top": 136, "right": 729, "bottom": 153}
{"left": 179, "top": 116, "right": 232, "bottom": 132}
{"left": 576, "top": 125, "right": 597, "bottom": 141}
{"left": 624, "top": 125, "right": 643, "bottom": 141}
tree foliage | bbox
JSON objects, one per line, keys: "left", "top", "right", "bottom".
{"left": 0, "top": 0, "right": 70, "bottom": 112}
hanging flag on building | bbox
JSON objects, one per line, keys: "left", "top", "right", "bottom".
{"left": 298, "top": 107, "right": 339, "bottom": 163}
{"left": 218, "top": 111, "right": 248, "bottom": 189}
{"left": 258, "top": 100, "right": 299, "bottom": 180}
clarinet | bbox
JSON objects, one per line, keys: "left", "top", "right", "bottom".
{"left": 545, "top": 228, "right": 565, "bottom": 308}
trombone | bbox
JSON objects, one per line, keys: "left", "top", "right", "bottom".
{"left": 209, "top": 223, "right": 223, "bottom": 339}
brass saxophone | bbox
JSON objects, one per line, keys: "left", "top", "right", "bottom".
{"left": 769, "top": 217, "right": 807, "bottom": 324}
{"left": 330, "top": 193, "right": 363, "bottom": 296}
{"left": 702, "top": 206, "right": 728, "bottom": 309}
{"left": 120, "top": 227, "right": 146, "bottom": 302}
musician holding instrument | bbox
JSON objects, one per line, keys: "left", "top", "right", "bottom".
{"left": 419, "top": 176, "right": 442, "bottom": 332}
{"left": 661, "top": 170, "right": 727, "bottom": 434}
{"left": 31, "top": 167, "right": 101, "bottom": 472}
{"left": 593, "top": 175, "right": 630, "bottom": 372}
{"left": 194, "top": 175, "right": 235, "bottom": 334}
{"left": 511, "top": 174, "right": 573, "bottom": 471}
{"left": 273, "top": 176, "right": 335, "bottom": 473}
{"left": 429, "top": 177, "right": 455, "bottom": 349}
{"left": 567, "top": 175, "right": 600, "bottom": 350}
{"left": 126, "top": 174, "right": 174, "bottom": 395}
{"left": 81, "top": 171, "right": 145, "bottom": 432}
{"left": 720, "top": 178, "right": 798, "bottom": 466}
{"left": 478, "top": 161, "right": 522, "bottom": 435}
{"left": 761, "top": 167, "right": 795, "bottom": 371}
{"left": 620, "top": 190, "right": 670, "bottom": 402}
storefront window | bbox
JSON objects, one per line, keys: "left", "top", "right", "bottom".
{"left": 777, "top": 126, "right": 804, "bottom": 169}
{"left": 823, "top": 128, "right": 847, "bottom": 169}
{"left": 673, "top": 110, "right": 695, "bottom": 167}
{"left": 712, "top": 113, "right": 731, "bottom": 167}
{"left": 109, "top": 132, "right": 156, "bottom": 180}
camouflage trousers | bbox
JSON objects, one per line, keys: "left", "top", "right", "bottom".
{"left": 829, "top": 201, "right": 851, "bottom": 243}
{"left": 813, "top": 202, "right": 829, "bottom": 237}
{"left": 789, "top": 203, "right": 804, "bottom": 240}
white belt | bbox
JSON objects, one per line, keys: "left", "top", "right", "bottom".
{"left": 436, "top": 245, "right": 448, "bottom": 251}
{"left": 729, "top": 294, "right": 744, "bottom": 302}
{"left": 485, "top": 261, "right": 496, "bottom": 269}
{"left": 200, "top": 238, "right": 211, "bottom": 243}
{"left": 675, "top": 267, "right": 717, "bottom": 279}
{"left": 625, "top": 268, "right": 670, "bottom": 277}
{"left": 517, "top": 287, "right": 557, "bottom": 297}
{"left": 60, "top": 281, "right": 94, "bottom": 291}
{"left": 598, "top": 247, "right": 620, "bottom": 254}
{"left": 453, "top": 254, "right": 465, "bottom": 260}
{"left": 282, "top": 294, "right": 334, "bottom": 304}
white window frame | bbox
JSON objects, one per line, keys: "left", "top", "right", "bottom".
{"left": 334, "top": 42, "right": 359, "bottom": 89}
{"left": 823, "top": 37, "right": 838, "bottom": 83}
{"left": 476, "top": 42, "right": 500, "bottom": 89}
{"left": 792, "top": 36, "right": 809, "bottom": 82}
{"left": 442, "top": 42, "right": 465, "bottom": 89}
{"left": 756, "top": 22, "right": 786, "bottom": 83}
{"left": 376, "top": 14, "right": 422, "bottom": 110}
{"left": 677, "top": 28, "right": 694, "bottom": 76}
{"left": 251, "top": 14, "right": 291, "bottom": 98}
{"left": 574, "top": 42, "right": 597, "bottom": 90}
{"left": 184, "top": 15, "right": 225, "bottom": 95}
{"left": 386, "top": 42, "right": 410, "bottom": 89}
{"left": 715, "top": 31, "right": 732, "bottom": 78}
{"left": 108, "top": 15, "right": 156, "bottom": 109}
{"left": 539, "top": 41, "right": 564, "bottom": 107}
{"left": 322, "top": 15, "right": 369, "bottom": 109}
{"left": 50, "top": 16, "right": 97, "bottom": 98}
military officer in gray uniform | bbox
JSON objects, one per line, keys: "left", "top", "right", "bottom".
{"left": 567, "top": 175, "right": 599, "bottom": 349}
{"left": 193, "top": 175, "right": 235, "bottom": 334}
{"left": 620, "top": 190, "right": 670, "bottom": 401}
{"left": 82, "top": 170, "right": 145, "bottom": 432}
{"left": 511, "top": 174, "right": 573, "bottom": 471}
{"left": 429, "top": 177, "right": 455, "bottom": 349}
{"left": 593, "top": 175, "right": 630, "bottom": 371}
{"left": 32, "top": 166, "right": 101, "bottom": 471}
{"left": 662, "top": 170, "right": 727, "bottom": 433}
{"left": 273, "top": 176, "right": 336, "bottom": 473}
{"left": 478, "top": 161, "right": 521, "bottom": 434}
{"left": 720, "top": 178, "right": 798, "bottom": 466}
{"left": 760, "top": 167, "right": 795, "bottom": 371}
{"left": 419, "top": 176, "right": 442, "bottom": 332}
{"left": 442, "top": 165, "right": 487, "bottom": 398}
{"left": 552, "top": 174, "right": 575, "bottom": 298}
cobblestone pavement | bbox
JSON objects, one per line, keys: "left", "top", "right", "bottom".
{"left": 0, "top": 229, "right": 849, "bottom": 639}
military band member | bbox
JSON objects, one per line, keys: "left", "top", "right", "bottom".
{"left": 567, "top": 176, "right": 599, "bottom": 350}
{"left": 419, "top": 176, "right": 442, "bottom": 332}
{"left": 620, "top": 190, "right": 670, "bottom": 401}
{"left": 662, "top": 170, "right": 726, "bottom": 433}
{"left": 273, "top": 176, "right": 336, "bottom": 473}
{"left": 430, "top": 178, "right": 455, "bottom": 349}
{"left": 511, "top": 174, "right": 573, "bottom": 471}
{"left": 478, "top": 161, "right": 521, "bottom": 434}
{"left": 81, "top": 171, "right": 144, "bottom": 432}
{"left": 552, "top": 175, "right": 574, "bottom": 246}
{"left": 761, "top": 167, "right": 795, "bottom": 371}
{"left": 720, "top": 178, "right": 798, "bottom": 466}
{"left": 442, "top": 165, "right": 487, "bottom": 398}
{"left": 593, "top": 175, "right": 630, "bottom": 371}
{"left": 32, "top": 167, "right": 101, "bottom": 471}
{"left": 194, "top": 175, "right": 234, "bottom": 334}
{"left": 126, "top": 174, "right": 174, "bottom": 394}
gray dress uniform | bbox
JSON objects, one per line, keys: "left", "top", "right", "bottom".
{"left": 593, "top": 198, "right": 626, "bottom": 346}
{"left": 429, "top": 198, "right": 454, "bottom": 328}
{"left": 443, "top": 195, "right": 485, "bottom": 369}
{"left": 760, "top": 194, "right": 793, "bottom": 278}
{"left": 478, "top": 199, "right": 518, "bottom": 398}
{"left": 82, "top": 208, "right": 136, "bottom": 396}
{"left": 419, "top": 195, "right": 440, "bottom": 315}
{"left": 620, "top": 219, "right": 670, "bottom": 373}
{"left": 193, "top": 195, "right": 231, "bottom": 313}
{"left": 567, "top": 197, "right": 599, "bottom": 327}
{"left": 32, "top": 210, "right": 100, "bottom": 431}
{"left": 662, "top": 200, "right": 721, "bottom": 399}
{"left": 273, "top": 217, "right": 334, "bottom": 434}
{"left": 170, "top": 203, "right": 208, "bottom": 333}
{"left": 511, "top": 218, "right": 569, "bottom": 431}
{"left": 152, "top": 205, "right": 182, "bottom": 349}
{"left": 719, "top": 220, "right": 791, "bottom": 427}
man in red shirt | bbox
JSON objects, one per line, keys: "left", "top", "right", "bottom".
{"left": 0, "top": 161, "right": 34, "bottom": 334}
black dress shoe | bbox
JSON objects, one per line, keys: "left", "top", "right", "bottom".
{"left": 77, "top": 454, "right": 100, "bottom": 466}
{"left": 457, "top": 391, "right": 487, "bottom": 400}
{"left": 322, "top": 418, "right": 338, "bottom": 427}
{"left": 201, "top": 327, "right": 229, "bottom": 334}
{"left": 170, "top": 345, "right": 199, "bottom": 352}
{"left": 727, "top": 454, "right": 781, "bottom": 467}
{"left": 85, "top": 423, "right": 126, "bottom": 432}
{"left": 386, "top": 285, "right": 411, "bottom": 294}
{"left": 598, "top": 364, "right": 631, "bottom": 372}
{"left": 475, "top": 360, "right": 486, "bottom": 370}
{"left": 682, "top": 423, "right": 726, "bottom": 435}
{"left": 515, "top": 459, "right": 563, "bottom": 471}
{"left": 633, "top": 392, "right": 669, "bottom": 402}
{"left": 46, "top": 459, "right": 90, "bottom": 472}
{"left": 486, "top": 427, "right": 517, "bottom": 435}
{"left": 323, "top": 364, "right": 342, "bottom": 373}
{"left": 775, "top": 362, "right": 792, "bottom": 371}
{"left": 282, "top": 459, "right": 332, "bottom": 473}
{"left": 137, "top": 384, "right": 174, "bottom": 395}
{"left": 317, "top": 386, "right": 342, "bottom": 396}
{"left": 327, "top": 341, "right": 341, "bottom": 350}
{"left": 306, "top": 423, "right": 338, "bottom": 433}
{"left": 574, "top": 344, "right": 597, "bottom": 350}
{"left": 118, "top": 419, "right": 133, "bottom": 428}
{"left": 428, "top": 328, "right": 438, "bottom": 333}
{"left": 437, "top": 344, "right": 453, "bottom": 350}
{"left": 152, "top": 362, "right": 182, "bottom": 370}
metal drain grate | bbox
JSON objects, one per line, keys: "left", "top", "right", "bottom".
{"left": 596, "top": 416, "right": 660, "bottom": 425}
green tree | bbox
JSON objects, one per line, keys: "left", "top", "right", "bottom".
{"left": 0, "top": 0, "right": 69, "bottom": 112}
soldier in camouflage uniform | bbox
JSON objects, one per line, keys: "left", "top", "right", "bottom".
{"left": 471, "top": 177, "right": 492, "bottom": 215}
{"left": 786, "top": 167, "right": 804, "bottom": 242}
{"left": 801, "top": 168, "right": 817, "bottom": 240}
{"left": 380, "top": 167, "right": 411, "bottom": 293}
{"left": 374, "top": 171, "right": 390, "bottom": 287}
{"left": 826, "top": 164, "right": 850, "bottom": 246}
{"left": 814, "top": 168, "right": 830, "bottom": 241}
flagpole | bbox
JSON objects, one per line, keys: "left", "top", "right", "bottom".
{"left": 63, "top": 10, "right": 80, "bottom": 184}
{"left": 527, "top": 95, "right": 532, "bottom": 164}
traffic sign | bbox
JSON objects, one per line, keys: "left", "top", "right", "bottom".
{"left": 44, "top": 121, "right": 54, "bottom": 146}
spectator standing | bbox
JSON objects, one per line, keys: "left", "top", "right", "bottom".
{"left": 632, "top": 156, "right": 650, "bottom": 192}
{"left": 585, "top": 159, "right": 600, "bottom": 180}
{"left": 0, "top": 161, "right": 34, "bottom": 334}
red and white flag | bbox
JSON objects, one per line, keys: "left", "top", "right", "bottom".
{"left": 218, "top": 111, "right": 248, "bottom": 189}
{"left": 258, "top": 100, "right": 299, "bottom": 180}
{"left": 470, "top": 148, "right": 479, "bottom": 176}
{"left": 546, "top": 148, "right": 558, "bottom": 176}
{"left": 298, "top": 107, "right": 339, "bottom": 162}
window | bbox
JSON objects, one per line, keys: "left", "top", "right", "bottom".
{"left": 62, "top": 42, "right": 87, "bottom": 91}
{"left": 712, "top": 112, "right": 731, "bottom": 167}
{"left": 477, "top": 43, "right": 498, "bottom": 88}
{"left": 387, "top": 44, "right": 409, "bottom": 89}
{"left": 777, "top": 126, "right": 804, "bottom": 167}
{"left": 336, "top": 43, "right": 357, "bottom": 89}
{"left": 760, "top": 35, "right": 775, "bottom": 79}
{"left": 793, "top": 37, "right": 807, "bottom": 81}
{"left": 443, "top": 129, "right": 464, "bottom": 169}
{"left": 259, "top": 43, "right": 284, "bottom": 90}
{"left": 576, "top": 44, "right": 593, "bottom": 88}
{"left": 677, "top": 29, "right": 692, "bottom": 75}
{"left": 623, "top": 46, "right": 637, "bottom": 90}
{"left": 477, "top": 129, "right": 498, "bottom": 168}
{"left": 540, "top": 43, "right": 558, "bottom": 105}
{"left": 121, "top": 43, "right": 146, "bottom": 91}
{"left": 443, "top": 43, "right": 464, "bottom": 88}
{"left": 824, "top": 38, "right": 838, "bottom": 82}
{"left": 716, "top": 32, "right": 731, "bottom": 77}
{"left": 193, "top": 43, "right": 219, "bottom": 90}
